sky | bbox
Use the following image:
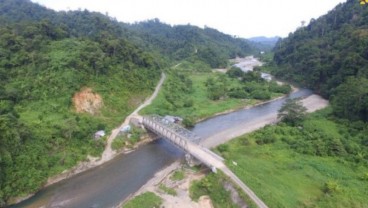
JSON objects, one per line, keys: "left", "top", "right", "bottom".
{"left": 31, "top": 0, "right": 347, "bottom": 38}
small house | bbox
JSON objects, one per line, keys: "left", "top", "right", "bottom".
{"left": 120, "top": 125, "right": 131, "bottom": 133}
{"left": 94, "top": 130, "right": 106, "bottom": 140}
{"left": 164, "top": 115, "right": 183, "bottom": 124}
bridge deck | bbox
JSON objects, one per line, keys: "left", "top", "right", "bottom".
{"left": 142, "top": 115, "right": 268, "bottom": 208}
{"left": 142, "top": 115, "right": 224, "bottom": 169}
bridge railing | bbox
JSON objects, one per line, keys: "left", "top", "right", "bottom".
{"left": 143, "top": 115, "right": 192, "bottom": 151}
{"left": 145, "top": 115, "right": 201, "bottom": 143}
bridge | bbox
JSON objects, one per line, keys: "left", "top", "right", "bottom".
{"left": 142, "top": 115, "right": 224, "bottom": 171}
{"left": 142, "top": 115, "right": 268, "bottom": 208}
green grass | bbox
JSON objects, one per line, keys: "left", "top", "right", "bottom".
{"left": 123, "top": 192, "right": 162, "bottom": 208}
{"left": 159, "top": 184, "right": 177, "bottom": 196}
{"left": 218, "top": 113, "right": 368, "bottom": 208}
{"left": 111, "top": 127, "right": 144, "bottom": 151}
{"left": 190, "top": 171, "right": 256, "bottom": 208}
{"left": 111, "top": 134, "right": 126, "bottom": 151}
{"left": 141, "top": 72, "right": 257, "bottom": 121}
{"left": 170, "top": 170, "right": 185, "bottom": 181}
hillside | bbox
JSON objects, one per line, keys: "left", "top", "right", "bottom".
{"left": 0, "top": 0, "right": 158, "bottom": 205}
{"left": 0, "top": 0, "right": 258, "bottom": 205}
{"left": 272, "top": 0, "right": 368, "bottom": 122}
{"left": 248, "top": 36, "right": 280, "bottom": 52}
{"left": 123, "top": 19, "right": 255, "bottom": 68}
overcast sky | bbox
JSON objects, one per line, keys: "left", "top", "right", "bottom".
{"left": 31, "top": 0, "right": 347, "bottom": 38}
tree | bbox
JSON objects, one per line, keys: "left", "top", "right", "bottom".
{"left": 278, "top": 98, "right": 307, "bottom": 126}
{"left": 331, "top": 77, "right": 368, "bottom": 122}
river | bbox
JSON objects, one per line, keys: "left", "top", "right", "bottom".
{"left": 12, "top": 56, "right": 315, "bottom": 207}
{"left": 11, "top": 87, "right": 313, "bottom": 208}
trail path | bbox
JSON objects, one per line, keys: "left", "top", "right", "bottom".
{"left": 100, "top": 73, "right": 166, "bottom": 162}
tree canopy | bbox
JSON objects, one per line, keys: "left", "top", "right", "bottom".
{"left": 0, "top": 0, "right": 258, "bottom": 205}
{"left": 272, "top": 0, "right": 368, "bottom": 122}
{"left": 278, "top": 98, "right": 307, "bottom": 126}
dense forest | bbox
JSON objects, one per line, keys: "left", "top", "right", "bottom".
{"left": 273, "top": 0, "right": 368, "bottom": 122}
{"left": 123, "top": 19, "right": 255, "bottom": 68}
{"left": 0, "top": 0, "right": 162, "bottom": 205}
{"left": 0, "top": 0, "right": 257, "bottom": 205}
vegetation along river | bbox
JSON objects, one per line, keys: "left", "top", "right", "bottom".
{"left": 11, "top": 87, "right": 313, "bottom": 208}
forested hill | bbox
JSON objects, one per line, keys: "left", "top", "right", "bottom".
{"left": 0, "top": 0, "right": 256, "bottom": 205}
{"left": 123, "top": 19, "right": 254, "bottom": 68}
{"left": 273, "top": 0, "right": 368, "bottom": 122}
{"left": 0, "top": 0, "right": 164, "bottom": 205}
{"left": 248, "top": 36, "right": 280, "bottom": 52}
{"left": 0, "top": 0, "right": 255, "bottom": 69}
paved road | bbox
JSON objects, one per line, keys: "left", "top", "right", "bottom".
{"left": 186, "top": 142, "right": 269, "bottom": 208}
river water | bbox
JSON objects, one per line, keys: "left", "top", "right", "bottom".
{"left": 12, "top": 87, "right": 312, "bottom": 208}
{"left": 13, "top": 57, "right": 313, "bottom": 207}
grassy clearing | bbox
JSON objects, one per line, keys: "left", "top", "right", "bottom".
{"left": 141, "top": 71, "right": 257, "bottom": 121}
{"left": 111, "top": 127, "right": 145, "bottom": 151}
{"left": 217, "top": 110, "right": 368, "bottom": 208}
{"left": 123, "top": 192, "right": 162, "bottom": 208}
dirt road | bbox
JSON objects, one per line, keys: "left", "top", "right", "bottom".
{"left": 101, "top": 72, "right": 166, "bottom": 162}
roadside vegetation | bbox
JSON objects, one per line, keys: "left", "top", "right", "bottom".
{"left": 123, "top": 192, "right": 162, "bottom": 208}
{"left": 141, "top": 62, "right": 291, "bottom": 124}
{"left": 190, "top": 170, "right": 257, "bottom": 208}
{"left": 215, "top": 107, "right": 368, "bottom": 207}
{"left": 111, "top": 127, "right": 145, "bottom": 151}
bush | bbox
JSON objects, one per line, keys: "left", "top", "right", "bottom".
{"left": 323, "top": 180, "right": 341, "bottom": 194}
{"left": 183, "top": 117, "right": 195, "bottom": 128}
{"left": 251, "top": 89, "right": 271, "bottom": 100}
{"left": 217, "top": 144, "right": 229, "bottom": 153}
{"left": 170, "top": 170, "right": 185, "bottom": 181}
{"left": 228, "top": 88, "right": 249, "bottom": 99}
{"left": 269, "top": 81, "right": 292, "bottom": 94}
{"left": 226, "top": 66, "right": 244, "bottom": 78}
{"left": 111, "top": 136, "right": 125, "bottom": 151}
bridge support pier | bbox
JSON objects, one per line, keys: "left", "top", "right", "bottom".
{"left": 185, "top": 153, "right": 200, "bottom": 167}
{"left": 185, "top": 153, "right": 194, "bottom": 167}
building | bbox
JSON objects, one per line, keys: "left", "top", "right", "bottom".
{"left": 94, "top": 130, "right": 106, "bottom": 140}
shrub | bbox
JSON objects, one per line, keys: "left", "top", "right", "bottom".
{"left": 323, "top": 180, "right": 341, "bottom": 194}
{"left": 251, "top": 89, "right": 271, "bottom": 100}
{"left": 170, "top": 170, "right": 185, "bottom": 181}
{"left": 217, "top": 144, "right": 229, "bottom": 153}
{"left": 183, "top": 117, "right": 195, "bottom": 128}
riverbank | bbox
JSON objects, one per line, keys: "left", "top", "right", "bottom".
{"left": 43, "top": 74, "right": 166, "bottom": 188}
{"left": 9, "top": 73, "right": 166, "bottom": 205}
{"left": 121, "top": 92, "right": 329, "bottom": 207}
{"left": 141, "top": 56, "right": 284, "bottom": 123}
{"left": 201, "top": 93, "right": 328, "bottom": 148}
{"left": 120, "top": 161, "right": 214, "bottom": 208}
